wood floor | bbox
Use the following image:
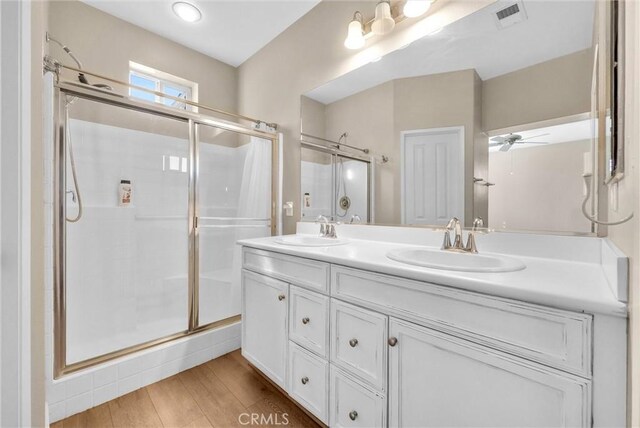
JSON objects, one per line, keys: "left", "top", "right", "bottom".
{"left": 51, "top": 350, "right": 322, "bottom": 428}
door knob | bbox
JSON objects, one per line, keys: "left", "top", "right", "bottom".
{"left": 302, "top": 317, "right": 310, "bottom": 324}
{"left": 349, "top": 410, "right": 358, "bottom": 421}
{"left": 349, "top": 338, "right": 358, "bottom": 347}
{"left": 277, "top": 294, "right": 285, "bottom": 301}
{"left": 388, "top": 337, "right": 398, "bottom": 347}
{"left": 301, "top": 376, "right": 309, "bottom": 385}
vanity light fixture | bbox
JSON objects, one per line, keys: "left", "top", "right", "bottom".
{"left": 344, "top": 0, "right": 436, "bottom": 50}
{"left": 172, "top": 2, "right": 202, "bottom": 23}
{"left": 344, "top": 11, "right": 366, "bottom": 50}
{"left": 403, "top": 0, "right": 433, "bottom": 18}
{"left": 372, "top": 1, "right": 396, "bottom": 35}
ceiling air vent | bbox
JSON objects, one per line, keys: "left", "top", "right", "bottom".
{"left": 494, "top": 1, "right": 527, "bottom": 29}
{"left": 497, "top": 4, "right": 520, "bottom": 20}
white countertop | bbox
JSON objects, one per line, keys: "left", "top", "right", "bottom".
{"left": 238, "top": 234, "right": 627, "bottom": 318}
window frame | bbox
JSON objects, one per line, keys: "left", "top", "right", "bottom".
{"left": 128, "top": 61, "right": 199, "bottom": 112}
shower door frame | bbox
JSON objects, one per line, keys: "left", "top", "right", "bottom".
{"left": 300, "top": 141, "right": 373, "bottom": 223}
{"left": 53, "top": 82, "right": 280, "bottom": 378}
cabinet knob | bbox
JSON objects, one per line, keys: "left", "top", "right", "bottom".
{"left": 302, "top": 317, "right": 310, "bottom": 325}
{"left": 388, "top": 337, "right": 398, "bottom": 347}
{"left": 349, "top": 338, "right": 358, "bottom": 347}
{"left": 349, "top": 410, "right": 358, "bottom": 421}
{"left": 301, "top": 376, "right": 309, "bottom": 385}
{"left": 277, "top": 294, "right": 285, "bottom": 301}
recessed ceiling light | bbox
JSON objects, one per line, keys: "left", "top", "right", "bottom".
{"left": 172, "top": 2, "right": 202, "bottom": 23}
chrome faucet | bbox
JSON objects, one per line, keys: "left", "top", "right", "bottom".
{"left": 442, "top": 217, "right": 484, "bottom": 253}
{"left": 316, "top": 215, "right": 329, "bottom": 236}
{"left": 442, "top": 217, "right": 463, "bottom": 251}
{"left": 316, "top": 215, "right": 338, "bottom": 238}
{"left": 465, "top": 217, "right": 484, "bottom": 254}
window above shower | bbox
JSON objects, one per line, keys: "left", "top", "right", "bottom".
{"left": 128, "top": 61, "right": 198, "bottom": 111}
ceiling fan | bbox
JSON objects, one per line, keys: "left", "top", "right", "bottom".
{"left": 489, "top": 133, "right": 550, "bottom": 152}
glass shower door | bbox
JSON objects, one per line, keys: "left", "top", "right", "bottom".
{"left": 195, "top": 124, "right": 272, "bottom": 327}
{"left": 63, "top": 97, "right": 190, "bottom": 365}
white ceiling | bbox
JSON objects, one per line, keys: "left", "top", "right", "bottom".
{"left": 306, "top": 0, "right": 595, "bottom": 104}
{"left": 489, "top": 119, "right": 593, "bottom": 152}
{"left": 81, "top": 0, "right": 321, "bottom": 67}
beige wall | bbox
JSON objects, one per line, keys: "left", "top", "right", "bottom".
{"left": 304, "top": 50, "right": 591, "bottom": 228}
{"left": 608, "top": 1, "right": 640, "bottom": 425}
{"left": 238, "top": 0, "right": 491, "bottom": 233}
{"left": 31, "top": 1, "right": 48, "bottom": 425}
{"left": 482, "top": 48, "right": 593, "bottom": 132}
{"left": 488, "top": 140, "right": 592, "bottom": 233}
{"left": 324, "top": 80, "right": 395, "bottom": 223}
{"left": 394, "top": 70, "right": 482, "bottom": 225}
{"left": 314, "top": 70, "right": 482, "bottom": 225}
{"left": 47, "top": 1, "right": 240, "bottom": 148}
{"left": 48, "top": 1, "right": 237, "bottom": 114}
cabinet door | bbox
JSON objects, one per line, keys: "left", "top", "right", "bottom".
{"left": 241, "top": 270, "right": 288, "bottom": 388}
{"left": 388, "top": 318, "right": 591, "bottom": 428}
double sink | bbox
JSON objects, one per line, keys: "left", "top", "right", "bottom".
{"left": 275, "top": 235, "right": 526, "bottom": 273}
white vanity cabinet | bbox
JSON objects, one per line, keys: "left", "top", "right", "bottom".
{"left": 388, "top": 318, "right": 591, "bottom": 428}
{"left": 240, "top": 247, "right": 622, "bottom": 427}
{"left": 241, "top": 270, "right": 289, "bottom": 389}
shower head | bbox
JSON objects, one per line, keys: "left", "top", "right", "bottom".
{"left": 93, "top": 83, "right": 114, "bottom": 91}
{"left": 46, "top": 32, "right": 112, "bottom": 91}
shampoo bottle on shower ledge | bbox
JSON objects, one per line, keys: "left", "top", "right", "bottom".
{"left": 119, "top": 180, "right": 132, "bottom": 206}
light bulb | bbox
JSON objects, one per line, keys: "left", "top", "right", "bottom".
{"left": 403, "top": 0, "right": 432, "bottom": 18}
{"left": 344, "top": 19, "right": 365, "bottom": 49}
{"left": 372, "top": 1, "right": 395, "bottom": 35}
{"left": 172, "top": 2, "right": 202, "bottom": 22}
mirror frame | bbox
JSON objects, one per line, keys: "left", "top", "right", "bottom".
{"left": 607, "top": 0, "right": 625, "bottom": 183}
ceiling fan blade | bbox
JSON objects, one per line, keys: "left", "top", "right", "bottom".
{"left": 490, "top": 136, "right": 507, "bottom": 143}
{"left": 516, "top": 141, "right": 549, "bottom": 145}
{"left": 499, "top": 142, "right": 512, "bottom": 152}
{"left": 520, "top": 133, "right": 550, "bottom": 141}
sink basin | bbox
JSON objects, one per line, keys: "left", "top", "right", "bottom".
{"left": 387, "top": 248, "right": 525, "bottom": 273}
{"left": 275, "top": 235, "right": 350, "bottom": 247}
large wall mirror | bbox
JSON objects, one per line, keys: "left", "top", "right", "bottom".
{"left": 301, "top": 0, "right": 621, "bottom": 235}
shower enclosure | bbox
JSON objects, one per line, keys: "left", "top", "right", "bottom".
{"left": 53, "top": 82, "right": 278, "bottom": 377}
{"left": 300, "top": 144, "right": 371, "bottom": 223}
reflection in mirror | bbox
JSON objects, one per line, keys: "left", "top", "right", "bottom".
{"left": 301, "top": 144, "right": 371, "bottom": 223}
{"left": 301, "top": 0, "right": 605, "bottom": 234}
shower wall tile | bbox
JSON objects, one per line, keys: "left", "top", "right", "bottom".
{"left": 140, "top": 366, "right": 163, "bottom": 386}
{"left": 117, "top": 374, "right": 141, "bottom": 396}
{"left": 139, "top": 349, "right": 163, "bottom": 369}
{"left": 117, "top": 356, "right": 143, "bottom": 379}
{"left": 160, "top": 359, "right": 184, "bottom": 379}
{"left": 48, "top": 402, "right": 66, "bottom": 423}
{"left": 65, "top": 373, "right": 93, "bottom": 398}
{"left": 93, "top": 383, "right": 118, "bottom": 407}
{"left": 93, "top": 365, "right": 117, "bottom": 388}
{"left": 66, "top": 392, "right": 93, "bottom": 416}
{"left": 47, "top": 381, "right": 66, "bottom": 405}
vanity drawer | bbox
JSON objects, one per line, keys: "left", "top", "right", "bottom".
{"left": 330, "top": 366, "right": 387, "bottom": 428}
{"left": 243, "top": 248, "right": 329, "bottom": 293}
{"left": 331, "top": 266, "right": 592, "bottom": 377}
{"left": 289, "top": 285, "right": 330, "bottom": 358}
{"left": 288, "top": 342, "right": 329, "bottom": 424}
{"left": 331, "top": 299, "right": 388, "bottom": 391}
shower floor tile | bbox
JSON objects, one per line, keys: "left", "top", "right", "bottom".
{"left": 50, "top": 350, "right": 323, "bottom": 428}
